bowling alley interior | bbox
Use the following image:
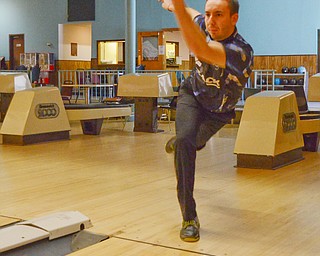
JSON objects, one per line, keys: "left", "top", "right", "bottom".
{"left": 1, "top": 0, "right": 320, "bottom": 255}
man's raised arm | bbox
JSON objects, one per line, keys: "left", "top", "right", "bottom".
{"left": 158, "top": 0, "right": 226, "bottom": 68}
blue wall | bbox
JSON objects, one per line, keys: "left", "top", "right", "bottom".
{"left": 238, "top": 0, "right": 320, "bottom": 55}
{"left": 0, "top": 0, "right": 319, "bottom": 61}
{"left": 0, "top": 0, "right": 67, "bottom": 58}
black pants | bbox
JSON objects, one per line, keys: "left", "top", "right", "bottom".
{"left": 174, "top": 87, "right": 229, "bottom": 221}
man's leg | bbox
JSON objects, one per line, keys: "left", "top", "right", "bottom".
{"left": 173, "top": 88, "right": 202, "bottom": 242}
{"left": 174, "top": 88, "right": 201, "bottom": 221}
{"left": 195, "top": 116, "right": 227, "bottom": 149}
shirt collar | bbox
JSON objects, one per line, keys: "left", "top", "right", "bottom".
{"left": 208, "top": 27, "right": 238, "bottom": 43}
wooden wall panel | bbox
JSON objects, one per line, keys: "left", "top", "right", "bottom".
{"left": 5, "top": 61, "right": 10, "bottom": 70}
{"left": 91, "top": 58, "right": 98, "bottom": 69}
{"left": 91, "top": 58, "right": 189, "bottom": 71}
{"left": 300, "top": 55, "right": 317, "bottom": 75}
{"left": 253, "top": 56, "right": 269, "bottom": 70}
{"left": 180, "top": 60, "right": 189, "bottom": 70}
{"left": 55, "top": 60, "right": 91, "bottom": 71}
{"left": 253, "top": 55, "right": 317, "bottom": 76}
{"left": 54, "top": 55, "right": 317, "bottom": 79}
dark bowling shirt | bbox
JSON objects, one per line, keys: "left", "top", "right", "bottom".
{"left": 184, "top": 15, "right": 254, "bottom": 120}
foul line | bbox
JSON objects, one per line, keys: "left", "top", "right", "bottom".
{"left": 112, "top": 235, "right": 217, "bottom": 256}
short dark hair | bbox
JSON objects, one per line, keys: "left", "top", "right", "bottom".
{"left": 228, "top": 0, "right": 239, "bottom": 15}
{"left": 206, "top": 0, "right": 239, "bottom": 15}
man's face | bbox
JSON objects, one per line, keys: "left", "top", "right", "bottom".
{"left": 205, "top": 0, "right": 238, "bottom": 41}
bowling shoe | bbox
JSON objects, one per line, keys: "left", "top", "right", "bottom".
{"left": 165, "top": 136, "right": 176, "bottom": 153}
{"left": 180, "top": 216, "right": 200, "bottom": 242}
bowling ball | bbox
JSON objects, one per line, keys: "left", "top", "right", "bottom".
{"left": 297, "top": 66, "right": 306, "bottom": 73}
{"left": 290, "top": 67, "right": 298, "bottom": 73}
{"left": 281, "top": 78, "right": 289, "bottom": 85}
{"left": 282, "top": 66, "right": 289, "bottom": 73}
{"left": 257, "top": 77, "right": 266, "bottom": 85}
{"left": 297, "top": 78, "right": 304, "bottom": 85}
{"left": 257, "top": 77, "right": 261, "bottom": 84}
{"left": 274, "top": 78, "right": 281, "bottom": 85}
{"left": 289, "top": 78, "right": 297, "bottom": 85}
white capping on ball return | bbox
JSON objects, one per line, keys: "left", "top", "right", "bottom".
{"left": 0, "top": 73, "right": 33, "bottom": 121}
{"left": 118, "top": 73, "right": 174, "bottom": 132}
{"left": 118, "top": 73, "right": 174, "bottom": 98}
{"left": 0, "top": 211, "right": 92, "bottom": 253}
{"left": 307, "top": 73, "right": 320, "bottom": 101}
{"left": 234, "top": 90, "right": 304, "bottom": 169}
{"left": 0, "top": 72, "right": 32, "bottom": 93}
{"left": 0, "top": 87, "right": 71, "bottom": 145}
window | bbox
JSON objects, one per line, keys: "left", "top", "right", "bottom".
{"left": 166, "top": 41, "right": 179, "bottom": 66}
{"left": 97, "top": 40, "right": 125, "bottom": 65}
{"left": 142, "top": 36, "right": 158, "bottom": 61}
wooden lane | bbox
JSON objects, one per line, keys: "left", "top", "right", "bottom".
{"left": 1, "top": 121, "right": 320, "bottom": 255}
{"left": 69, "top": 236, "right": 215, "bottom": 256}
{"left": 0, "top": 216, "right": 21, "bottom": 227}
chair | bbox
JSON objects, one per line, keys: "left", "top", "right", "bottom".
{"left": 136, "top": 65, "right": 145, "bottom": 71}
{"left": 76, "top": 69, "right": 85, "bottom": 85}
{"left": 91, "top": 73, "right": 100, "bottom": 84}
{"left": 158, "top": 71, "right": 183, "bottom": 130}
{"left": 74, "top": 69, "right": 86, "bottom": 103}
{"left": 61, "top": 80, "right": 74, "bottom": 104}
{"left": 158, "top": 96, "right": 177, "bottom": 131}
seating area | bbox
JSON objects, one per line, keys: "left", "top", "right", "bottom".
{"left": 58, "top": 70, "right": 122, "bottom": 104}
{"left": 61, "top": 79, "right": 74, "bottom": 104}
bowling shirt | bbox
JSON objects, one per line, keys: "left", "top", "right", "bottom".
{"left": 184, "top": 15, "right": 254, "bottom": 117}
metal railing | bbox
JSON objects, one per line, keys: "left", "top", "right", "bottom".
{"left": 58, "top": 70, "right": 124, "bottom": 102}
{"left": 58, "top": 69, "right": 192, "bottom": 103}
{"left": 253, "top": 69, "right": 276, "bottom": 91}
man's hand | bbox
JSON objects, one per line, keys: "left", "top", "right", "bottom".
{"left": 158, "top": 0, "right": 174, "bottom": 12}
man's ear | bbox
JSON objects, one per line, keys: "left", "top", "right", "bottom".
{"left": 231, "top": 13, "right": 239, "bottom": 25}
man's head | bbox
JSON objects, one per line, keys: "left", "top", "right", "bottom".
{"left": 205, "top": 0, "right": 239, "bottom": 41}
{"left": 206, "top": 0, "right": 239, "bottom": 15}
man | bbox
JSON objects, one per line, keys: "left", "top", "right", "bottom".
{"left": 159, "top": 0, "right": 254, "bottom": 242}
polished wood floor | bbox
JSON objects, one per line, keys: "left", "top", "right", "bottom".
{"left": 1, "top": 119, "right": 320, "bottom": 256}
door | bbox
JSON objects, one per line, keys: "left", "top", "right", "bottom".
{"left": 138, "top": 31, "right": 165, "bottom": 70}
{"left": 9, "top": 34, "right": 25, "bottom": 70}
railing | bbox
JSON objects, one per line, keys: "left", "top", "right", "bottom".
{"left": 252, "top": 69, "right": 276, "bottom": 90}
{"left": 58, "top": 70, "right": 124, "bottom": 102}
{"left": 58, "top": 69, "right": 192, "bottom": 103}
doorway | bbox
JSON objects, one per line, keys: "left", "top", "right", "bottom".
{"left": 138, "top": 31, "right": 165, "bottom": 70}
{"left": 166, "top": 41, "right": 179, "bottom": 67}
{"left": 9, "top": 34, "right": 25, "bottom": 70}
